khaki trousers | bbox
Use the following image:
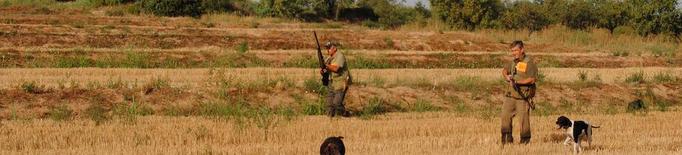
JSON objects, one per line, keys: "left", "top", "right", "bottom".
{"left": 500, "top": 96, "right": 531, "bottom": 144}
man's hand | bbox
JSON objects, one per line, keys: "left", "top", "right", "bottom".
{"left": 320, "top": 68, "right": 328, "bottom": 75}
{"left": 325, "top": 64, "right": 339, "bottom": 73}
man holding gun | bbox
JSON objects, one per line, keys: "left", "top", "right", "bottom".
{"left": 500, "top": 40, "right": 538, "bottom": 145}
{"left": 320, "top": 41, "right": 352, "bottom": 117}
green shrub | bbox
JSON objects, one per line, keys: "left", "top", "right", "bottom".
{"left": 578, "top": 70, "right": 588, "bottom": 81}
{"left": 137, "top": 0, "right": 202, "bottom": 17}
{"left": 253, "top": 107, "right": 279, "bottom": 141}
{"left": 85, "top": 0, "right": 137, "bottom": 6}
{"left": 384, "top": 37, "right": 394, "bottom": 48}
{"left": 123, "top": 51, "right": 151, "bottom": 68}
{"left": 21, "top": 81, "right": 46, "bottom": 94}
{"left": 197, "top": 101, "right": 251, "bottom": 118}
{"left": 625, "top": 71, "right": 645, "bottom": 84}
{"left": 235, "top": 41, "right": 249, "bottom": 54}
{"left": 612, "top": 26, "right": 636, "bottom": 36}
{"left": 303, "top": 77, "right": 327, "bottom": 95}
{"left": 653, "top": 72, "right": 677, "bottom": 83}
{"left": 611, "top": 50, "right": 629, "bottom": 57}
{"left": 452, "top": 76, "right": 480, "bottom": 91}
{"left": 56, "top": 56, "right": 94, "bottom": 68}
{"left": 85, "top": 103, "right": 110, "bottom": 125}
{"left": 350, "top": 56, "right": 391, "bottom": 69}
{"left": 359, "top": 97, "right": 387, "bottom": 119}
{"left": 201, "top": 0, "right": 233, "bottom": 13}
{"left": 412, "top": 99, "right": 438, "bottom": 112}
{"left": 105, "top": 7, "right": 125, "bottom": 16}
{"left": 302, "top": 99, "right": 326, "bottom": 116}
{"left": 49, "top": 104, "right": 73, "bottom": 121}
{"left": 113, "top": 102, "right": 154, "bottom": 118}
{"left": 362, "top": 20, "right": 381, "bottom": 28}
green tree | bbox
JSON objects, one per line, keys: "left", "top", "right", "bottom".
{"left": 595, "top": 0, "right": 630, "bottom": 33}
{"left": 415, "top": 1, "right": 431, "bottom": 18}
{"left": 627, "top": 0, "right": 681, "bottom": 36}
{"left": 360, "top": 0, "right": 417, "bottom": 28}
{"left": 431, "top": 0, "right": 503, "bottom": 30}
{"left": 255, "top": 0, "right": 331, "bottom": 20}
{"left": 561, "top": 0, "right": 599, "bottom": 30}
{"left": 137, "top": 0, "right": 202, "bottom": 18}
{"left": 536, "top": 0, "right": 569, "bottom": 25}
{"left": 501, "top": 1, "right": 550, "bottom": 32}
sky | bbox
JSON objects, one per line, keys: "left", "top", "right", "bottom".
{"left": 401, "top": 0, "right": 429, "bottom": 7}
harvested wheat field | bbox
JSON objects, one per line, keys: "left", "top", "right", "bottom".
{"left": 1, "top": 111, "right": 681, "bottom": 154}
{"left": 1, "top": 1, "right": 681, "bottom": 155}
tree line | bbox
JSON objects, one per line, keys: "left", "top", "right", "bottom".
{"left": 89, "top": 0, "right": 682, "bottom": 38}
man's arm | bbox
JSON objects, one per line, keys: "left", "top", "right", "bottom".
{"left": 326, "top": 54, "right": 345, "bottom": 73}
{"left": 326, "top": 64, "right": 340, "bottom": 72}
{"left": 502, "top": 68, "right": 512, "bottom": 82}
{"left": 515, "top": 77, "right": 536, "bottom": 85}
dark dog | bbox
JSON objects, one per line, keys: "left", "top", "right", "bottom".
{"left": 320, "top": 136, "right": 345, "bottom": 155}
{"left": 556, "top": 116, "right": 600, "bottom": 154}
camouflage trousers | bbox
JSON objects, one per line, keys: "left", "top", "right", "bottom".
{"left": 501, "top": 96, "right": 531, "bottom": 144}
{"left": 326, "top": 88, "right": 348, "bottom": 117}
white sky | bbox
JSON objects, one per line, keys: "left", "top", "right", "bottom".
{"left": 401, "top": 0, "right": 429, "bottom": 7}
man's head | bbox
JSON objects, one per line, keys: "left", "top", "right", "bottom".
{"left": 510, "top": 40, "right": 525, "bottom": 60}
{"left": 325, "top": 41, "right": 338, "bottom": 56}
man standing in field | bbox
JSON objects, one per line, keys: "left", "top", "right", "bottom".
{"left": 322, "top": 41, "right": 352, "bottom": 117}
{"left": 500, "top": 40, "right": 538, "bottom": 145}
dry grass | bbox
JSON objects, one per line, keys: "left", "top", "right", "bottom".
{"left": 1, "top": 5, "right": 680, "bottom": 155}
{"left": 0, "top": 111, "right": 680, "bottom": 154}
{"left": 478, "top": 25, "right": 682, "bottom": 56}
{"left": 0, "top": 67, "right": 679, "bottom": 89}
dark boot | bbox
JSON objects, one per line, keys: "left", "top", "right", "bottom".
{"left": 501, "top": 133, "right": 513, "bottom": 144}
{"left": 520, "top": 137, "right": 531, "bottom": 144}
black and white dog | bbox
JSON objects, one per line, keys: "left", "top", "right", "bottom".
{"left": 555, "top": 116, "right": 600, "bottom": 154}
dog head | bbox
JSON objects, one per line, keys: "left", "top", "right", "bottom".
{"left": 320, "top": 136, "right": 345, "bottom": 155}
{"left": 556, "top": 116, "right": 572, "bottom": 129}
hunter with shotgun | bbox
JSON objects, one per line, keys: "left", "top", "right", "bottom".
{"left": 314, "top": 32, "right": 352, "bottom": 117}
{"left": 500, "top": 40, "right": 538, "bottom": 145}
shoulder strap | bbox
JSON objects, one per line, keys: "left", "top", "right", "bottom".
{"left": 511, "top": 61, "right": 518, "bottom": 76}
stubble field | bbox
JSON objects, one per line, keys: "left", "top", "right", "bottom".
{"left": 0, "top": 3, "right": 681, "bottom": 155}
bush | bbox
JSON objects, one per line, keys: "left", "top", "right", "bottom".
{"left": 137, "top": 0, "right": 202, "bottom": 17}
{"left": 412, "top": 99, "right": 439, "bottom": 112}
{"left": 578, "top": 70, "right": 588, "bottom": 82}
{"left": 625, "top": 71, "right": 645, "bottom": 84}
{"left": 86, "top": 0, "right": 137, "bottom": 6}
{"left": 123, "top": 51, "right": 151, "bottom": 68}
{"left": 653, "top": 72, "right": 677, "bottom": 83}
{"left": 105, "top": 7, "right": 126, "bottom": 16}
{"left": 49, "top": 105, "right": 73, "bottom": 121}
{"left": 362, "top": 20, "right": 381, "bottom": 28}
{"left": 235, "top": 41, "right": 249, "bottom": 54}
{"left": 302, "top": 99, "right": 326, "bottom": 116}
{"left": 383, "top": 37, "right": 394, "bottom": 48}
{"left": 201, "top": 0, "right": 233, "bottom": 13}
{"left": 303, "top": 77, "right": 327, "bottom": 95}
{"left": 86, "top": 103, "right": 110, "bottom": 125}
{"left": 197, "top": 101, "right": 251, "bottom": 118}
{"left": 56, "top": 56, "right": 94, "bottom": 68}
{"left": 21, "top": 81, "right": 46, "bottom": 94}
{"left": 359, "top": 97, "right": 388, "bottom": 119}
{"left": 612, "top": 26, "right": 636, "bottom": 36}
{"left": 611, "top": 50, "right": 629, "bottom": 57}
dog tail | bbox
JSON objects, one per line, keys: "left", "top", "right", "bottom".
{"left": 591, "top": 125, "right": 600, "bottom": 128}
